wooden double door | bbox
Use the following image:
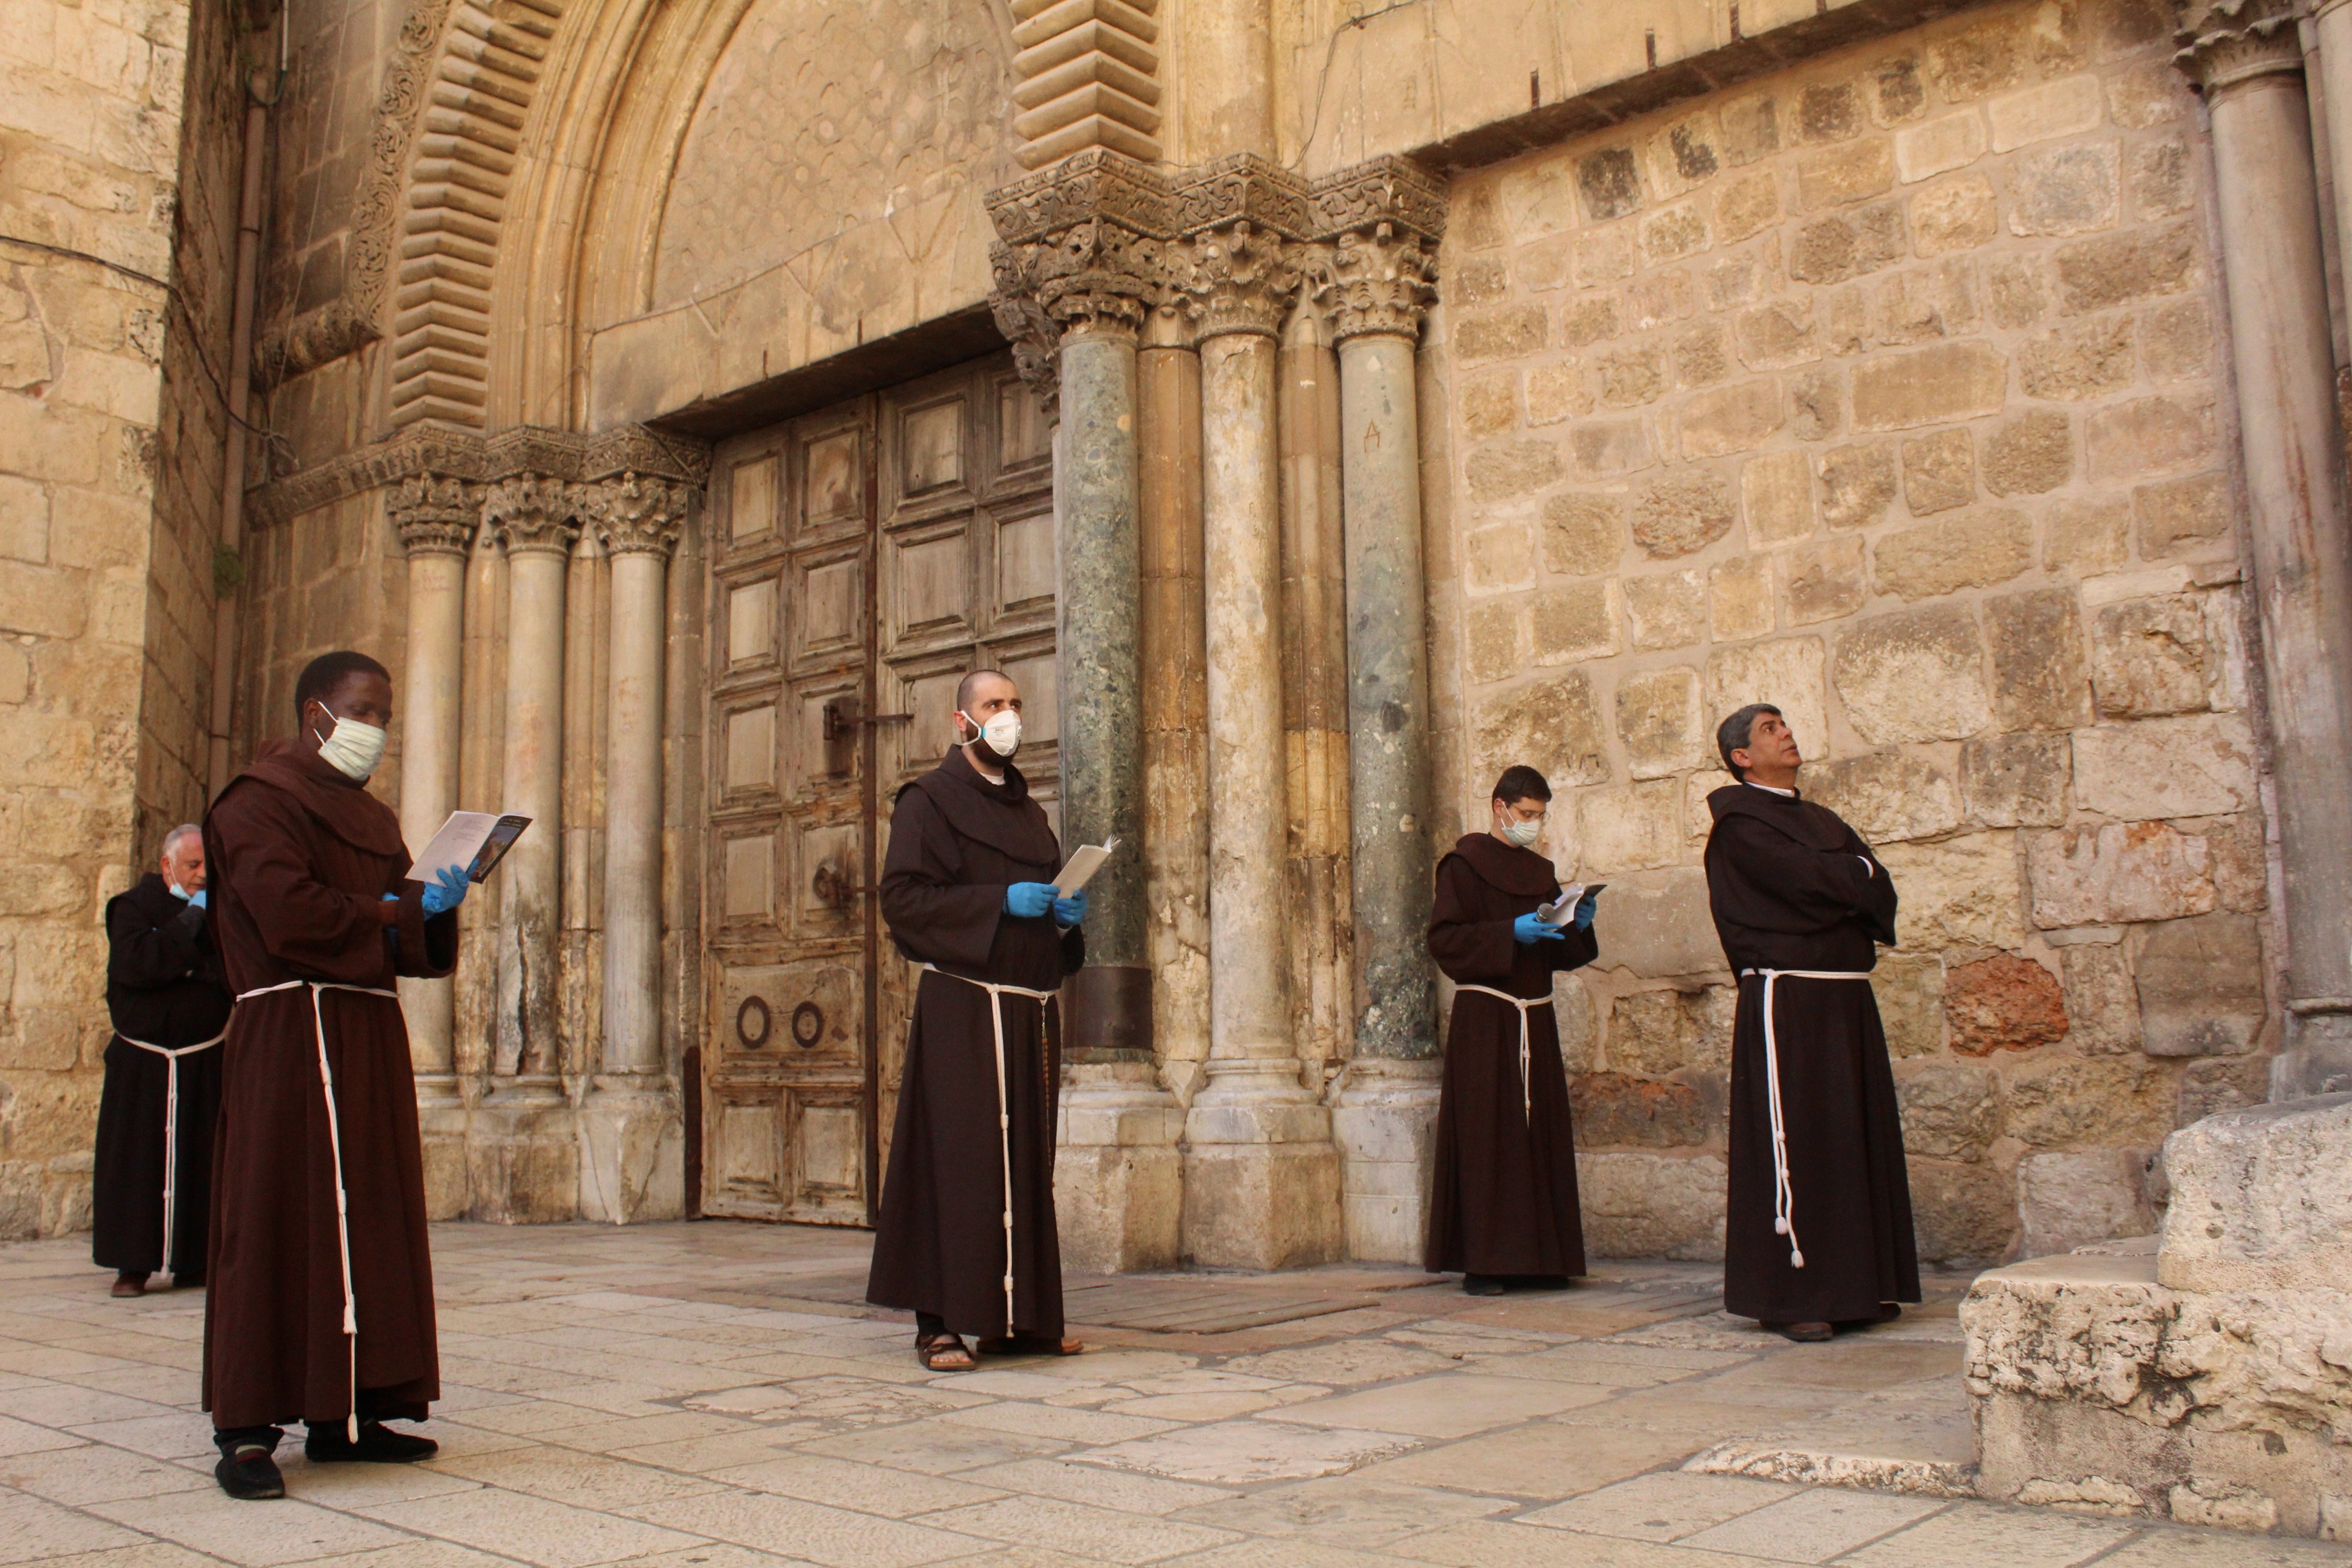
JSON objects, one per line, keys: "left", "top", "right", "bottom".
{"left": 699, "top": 353, "right": 1059, "bottom": 1224}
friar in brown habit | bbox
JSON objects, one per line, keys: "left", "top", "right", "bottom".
{"left": 201, "top": 651, "right": 471, "bottom": 1500}
{"left": 1704, "top": 703, "right": 1918, "bottom": 1343}
{"left": 1426, "top": 765, "right": 1601, "bottom": 1294}
{"left": 867, "top": 669, "right": 1086, "bottom": 1371}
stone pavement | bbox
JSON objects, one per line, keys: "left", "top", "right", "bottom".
{"left": 1, "top": 1222, "right": 2345, "bottom": 1568}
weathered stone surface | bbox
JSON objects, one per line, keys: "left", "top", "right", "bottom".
{"left": 1874, "top": 510, "right": 2033, "bottom": 602}
{"left": 1876, "top": 950, "right": 1947, "bottom": 1057}
{"left": 1901, "top": 428, "right": 1974, "bottom": 515}
{"left": 1472, "top": 671, "right": 1610, "bottom": 786}
{"left": 2178, "top": 1054, "right": 2272, "bottom": 1125}
{"left": 1465, "top": 439, "right": 1565, "bottom": 500}
{"left": 1631, "top": 472, "right": 1736, "bottom": 558}
{"left": 1910, "top": 174, "right": 1999, "bottom": 257}
{"left": 2021, "top": 317, "right": 2136, "bottom": 401}
{"left": 2085, "top": 395, "right": 2213, "bottom": 482}
{"left": 1606, "top": 985, "right": 1736, "bottom": 1076}
{"left": 1675, "top": 323, "right": 1730, "bottom": 387}
{"left": 2009, "top": 143, "right": 2119, "bottom": 237}
{"left": 1707, "top": 554, "right": 1773, "bottom": 641}
{"left": 1598, "top": 343, "right": 1667, "bottom": 408}
{"left": 2090, "top": 596, "right": 2208, "bottom": 718}
{"left": 2018, "top": 1149, "right": 2156, "bottom": 1259}
{"left": 1533, "top": 581, "right": 1618, "bottom": 662}
{"left": 1542, "top": 491, "right": 1624, "bottom": 575}
{"left": 2005, "top": 1053, "right": 2174, "bottom": 1150}
{"left": 1677, "top": 378, "right": 1784, "bottom": 458}
{"left": 1804, "top": 747, "right": 1962, "bottom": 844}
{"left": 1571, "top": 1071, "right": 1716, "bottom": 1148}
{"left": 1985, "top": 588, "right": 2094, "bottom": 733}
{"left": 1591, "top": 867, "right": 1728, "bottom": 979}
{"left": 1741, "top": 449, "right": 1814, "bottom": 545}
{"left": 2159, "top": 1094, "right": 2352, "bottom": 1292}
{"left": 2132, "top": 471, "right": 2231, "bottom": 561}
{"left": 1615, "top": 665, "right": 1705, "bottom": 779}
{"left": 1819, "top": 443, "right": 1898, "bottom": 529}
{"left": 1624, "top": 569, "right": 1705, "bottom": 650}
{"left": 1779, "top": 538, "right": 1866, "bottom": 626}
{"left": 1983, "top": 411, "right": 2074, "bottom": 496}
{"left": 1706, "top": 636, "right": 1827, "bottom": 754}
{"left": 1962, "top": 732, "right": 2071, "bottom": 828}
{"left": 1575, "top": 1151, "right": 1727, "bottom": 1260}
{"left": 2060, "top": 941, "right": 2143, "bottom": 1055}
{"left": 1526, "top": 362, "right": 1595, "bottom": 425}
{"left": 1877, "top": 831, "right": 2026, "bottom": 950}
{"left": 2070, "top": 712, "right": 2257, "bottom": 820}
{"left": 1578, "top": 146, "right": 1646, "bottom": 221}
{"left": 2131, "top": 912, "right": 2264, "bottom": 1059}
{"left": 2202, "top": 811, "right": 2267, "bottom": 915}
{"left": 1460, "top": 372, "right": 1518, "bottom": 436}
{"left": 2139, "top": 298, "right": 2211, "bottom": 382}
{"left": 1833, "top": 607, "right": 1990, "bottom": 744}
{"left": 2028, "top": 821, "right": 2215, "bottom": 928}
{"left": 1575, "top": 780, "right": 1683, "bottom": 873}
{"left": 1910, "top": 1156, "right": 2018, "bottom": 1264}
{"left": 1851, "top": 342, "right": 2009, "bottom": 431}
{"left": 1737, "top": 298, "right": 1819, "bottom": 368}
{"left": 1896, "top": 113, "right": 1988, "bottom": 184}
{"left": 2052, "top": 221, "right": 2198, "bottom": 314}
{"left": 1798, "top": 137, "right": 1894, "bottom": 210}
{"left": 1897, "top": 1058, "right": 2000, "bottom": 1159}
{"left": 1464, "top": 599, "right": 1528, "bottom": 683}
{"left": 1716, "top": 167, "right": 1781, "bottom": 243}
{"left": 1456, "top": 305, "right": 1548, "bottom": 362}
{"left": 1946, "top": 951, "right": 2068, "bottom": 1056}
{"left": 1789, "top": 204, "right": 1906, "bottom": 284}
{"left": 2044, "top": 497, "right": 2132, "bottom": 577}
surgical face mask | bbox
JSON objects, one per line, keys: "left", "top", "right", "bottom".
{"left": 166, "top": 880, "right": 191, "bottom": 902}
{"left": 960, "top": 709, "right": 1021, "bottom": 760}
{"left": 312, "top": 702, "right": 388, "bottom": 781}
{"left": 1497, "top": 809, "right": 1544, "bottom": 848}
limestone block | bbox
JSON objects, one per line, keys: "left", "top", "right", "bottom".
{"left": 2044, "top": 497, "right": 2132, "bottom": 577}
{"left": 1780, "top": 538, "right": 1866, "bottom": 626}
{"left": 1577, "top": 146, "right": 1646, "bottom": 222}
{"left": 1909, "top": 1156, "right": 2018, "bottom": 1265}
{"left": 2069, "top": 712, "right": 2256, "bottom": 820}
{"left": 1797, "top": 137, "right": 1894, "bottom": 211}
{"left": 1988, "top": 588, "right": 2094, "bottom": 732}
{"left": 2161, "top": 1094, "right": 2352, "bottom": 1294}
{"left": 1897, "top": 1058, "right": 2000, "bottom": 1159}
{"left": 1472, "top": 671, "right": 1609, "bottom": 786}
{"left": 1737, "top": 298, "right": 1820, "bottom": 368}
{"left": 1872, "top": 510, "right": 2033, "bottom": 603}
{"left": 1597, "top": 344, "right": 1667, "bottom": 409}
{"left": 1804, "top": 746, "right": 1962, "bottom": 844}
{"left": 2053, "top": 222, "right": 2199, "bottom": 314}
{"left": 2018, "top": 1150, "right": 2156, "bottom": 1259}
{"left": 1896, "top": 112, "right": 1988, "bottom": 183}
{"left": 2061, "top": 942, "right": 2144, "bottom": 1055}
{"left": 1818, "top": 442, "right": 1897, "bottom": 529}
{"left": 1707, "top": 554, "right": 1772, "bottom": 641}
{"left": 2130, "top": 912, "right": 2263, "bottom": 1059}
{"left": 1465, "top": 438, "right": 1564, "bottom": 500}
{"left": 2090, "top": 597, "right": 2208, "bottom": 718}
{"left": 577, "top": 1090, "right": 685, "bottom": 1224}
{"left": 1456, "top": 305, "right": 1547, "bottom": 363}
{"left": 1575, "top": 1151, "right": 1726, "bottom": 1259}
{"left": 2028, "top": 821, "right": 2214, "bottom": 928}
{"left": 1876, "top": 950, "right": 1947, "bottom": 1057}
{"left": 1983, "top": 411, "right": 2074, "bottom": 497}
{"left": 1460, "top": 372, "right": 1517, "bottom": 436}
{"left": 1465, "top": 598, "right": 1529, "bottom": 683}
{"left": 2007, "top": 1054, "right": 2174, "bottom": 1151}
{"left": 1986, "top": 257, "right": 2048, "bottom": 329}
{"left": 2139, "top": 299, "right": 2211, "bottom": 382}
{"left": 1909, "top": 174, "right": 1999, "bottom": 257}
{"left": 1833, "top": 607, "right": 1991, "bottom": 743}
{"left": 1624, "top": 569, "right": 1705, "bottom": 650}
{"left": 1878, "top": 831, "right": 2026, "bottom": 950}
{"left": 1676, "top": 323, "right": 1730, "bottom": 388}
{"left": 2021, "top": 317, "right": 2136, "bottom": 402}
{"left": 1571, "top": 1071, "right": 1715, "bottom": 1148}
{"left": 1533, "top": 581, "right": 1618, "bottom": 663}
{"left": 2203, "top": 812, "right": 2267, "bottom": 915}
{"left": 1947, "top": 951, "right": 2069, "bottom": 1056}
{"left": 1707, "top": 635, "right": 1827, "bottom": 751}
{"left": 2009, "top": 143, "right": 2120, "bottom": 237}
{"left": 1630, "top": 472, "right": 1736, "bottom": 559}
{"left": 1741, "top": 449, "right": 1814, "bottom": 545}
{"left": 1874, "top": 257, "right": 1984, "bottom": 346}
{"left": 1615, "top": 665, "right": 1705, "bottom": 779}
{"left": 1568, "top": 418, "right": 1656, "bottom": 479}
{"left": 1677, "top": 379, "right": 1784, "bottom": 460}
{"left": 1591, "top": 866, "right": 1727, "bottom": 979}
{"left": 1182, "top": 1139, "right": 1344, "bottom": 1271}
{"left": 1332, "top": 1059, "right": 1441, "bottom": 1265}
{"left": 1989, "top": 74, "right": 2105, "bottom": 152}
{"left": 1715, "top": 167, "right": 1781, "bottom": 244}
{"left": 1526, "top": 364, "right": 1594, "bottom": 426}
{"left": 1560, "top": 297, "right": 1623, "bottom": 348}
{"left": 1468, "top": 523, "right": 1536, "bottom": 591}
{"left": 1542, "top": 492, "right": 1622, "bottom": 575}
{"left": 1605, "top": 984, "right": 1735, "bottom": 1077}
{"left": 2086, "top": 395, "right": 2213, "bottom": 483}
{"left": 1962, "top": 732, "right": 2071, "bottom": 828}
{"left": 1574, "top": 780, "right": 1682, "bottom": 874}
{"left": 1901, "top": 427, "right": 1974, "bottom": 516}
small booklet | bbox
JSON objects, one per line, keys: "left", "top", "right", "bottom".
{"left": 414, "top": 811, "right": 533, "bottom": 884}
{"left": 1539, "top": 882, "right": 1605, "bottom": 925}
{"left": 1053, "top": 837, "right": 1121, "bottom": 897}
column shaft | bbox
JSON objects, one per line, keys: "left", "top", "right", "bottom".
{"left": 499, "top": 544, "right": 569, "bottom": 1081}
{"left": 602, "top": 548, "right": 666, "bottom": 1074}
{"left": 397, "top": 546, "right": 466, "bottom": 1083}
{"left": 2203, "top": 54, "right": 2352, "bottom": 1093}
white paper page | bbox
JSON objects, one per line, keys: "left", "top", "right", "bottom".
{"left": 1539, "top": 883, "right": 1587, "bottom": 925}
{"left": 415, "top": 812, "right": 499, "bottom": 878}
{"left": 1053, "top": 838, "right": 1120, "bottom": 897}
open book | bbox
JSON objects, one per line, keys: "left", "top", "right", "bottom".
{"left": 1538, "top": 882, "right": 1604, "bottom": 925}
{"left": 1053, "top": 837, "right": 1121, "bottom": 897}
{"left": 413, "top": 811, "right": 533, "bottom": 884}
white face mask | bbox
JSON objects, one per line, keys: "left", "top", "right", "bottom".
{"left": 1497, "top": 810, "right": 1543, "bottom": 848}
{"left": 312, "top": 702, "right": 388, "bottom": 781}
{"left": 960, "top": 709, "right": 1022, "bottom": 760}
{"left": 166, "top": 880, "right": 191, "bottom": 902}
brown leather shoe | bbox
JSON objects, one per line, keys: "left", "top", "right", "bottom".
{"left": 111, "top": 1272, "right": 149, "bottom": 1298}
{"left": 1767, "top": 1321, "right": 1834, "bottom": 1343}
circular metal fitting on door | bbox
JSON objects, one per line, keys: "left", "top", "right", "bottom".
{"left": 791, "top": 1000, "right": 825, "bottom": 1049}
{"left": 735, "top": 995, "right": 772, "bottom": 1049}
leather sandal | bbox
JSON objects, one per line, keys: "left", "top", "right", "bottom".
{"left": 975, "top": 1334, "right": 1083, "bottom": 1357}
{"left": 1767, "top": 1321, "right": 1835, "bottom": 1343}
{"left": 917, "top": 1332, "right": 975, "bottom": 1372}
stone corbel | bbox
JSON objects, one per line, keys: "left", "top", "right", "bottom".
{"left": 483, "top": 474, "right": 582, "bottom": 558}
{"left": 388, "top": 472, "right": 482, "bottom": 557}
{"left": 2173, "top": 0, "right": 2308, "bottom": 91}
{"left": 582, "top": 471, "right": 691, "bottom": 559}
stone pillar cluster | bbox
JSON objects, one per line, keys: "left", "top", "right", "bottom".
{"left": 990, "top": 149, "right": 1449, "bottom": 1267}
{"left": 384, "top": 436, "right": 705, "bottom": 1222}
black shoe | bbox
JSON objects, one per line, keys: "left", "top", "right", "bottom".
{"left": 1462, "top": 1274, "right": 1507, "bottom": 1297}
{"left": 304, "top": 1421, "right": 438, "bottom": 1464}
{"left": 215, "top": 1446, "right": 284, "bottom": 1500}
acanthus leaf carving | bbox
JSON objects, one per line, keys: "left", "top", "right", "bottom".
{"left": 1314, "top": 222, "right": 1439, "bottom": 343}
{"left": 483, "top": 474, "right": 583, "bottom": 556}
{"left": 583, "top": 471, "right": 691, "bottom": 558}
{"left": 1185, "top": 220, "right": 1300, "bottom": 341}
{"left": 389, "top": 472, "right": 483, "bottom": 556}
{"left": 2173, "top": 0, "right": 2306, "bottom": 90}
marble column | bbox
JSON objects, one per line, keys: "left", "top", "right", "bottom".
{"left": 389, "top": 475, "right": 475, "bottom": 1221}
{"left": 2180, "top": 1, "right": 2352, "bottom": 1097}
{"left": 581, "top": 473, "right": 690, "bottom": 1222}
{"left": 1323, "top": 223, "right": 1445, "bottom": 1261}
{"left": 1181, "top": 221, "right": 1343, "bottom": 1269}
{"left": 471, "top": 474, "right": 580, "bottom": 1221}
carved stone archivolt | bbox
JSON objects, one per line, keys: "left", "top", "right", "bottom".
{"left": 388, "top": 473, "right": 483, "bottom": 556}
{"left": 585, "top": 472, "right": 692, "bottom": 558}
{"left": 2174, "top": 0, "right": 2308, "bottom": 91}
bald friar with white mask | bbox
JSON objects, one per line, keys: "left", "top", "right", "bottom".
{"left": 865, "top": 669, "right": 1087, "bottom": 1372}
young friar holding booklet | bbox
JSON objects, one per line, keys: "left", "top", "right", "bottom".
{"left": 865, "top": 669, "right": 1092, "bottom": 1371}
{"left": 1425, "top": 765, "right": 1602, "bottom": 1296}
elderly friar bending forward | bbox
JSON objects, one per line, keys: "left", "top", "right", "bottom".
{"left": 1704, "top": 703, "right": 1918, "bottom": 1343}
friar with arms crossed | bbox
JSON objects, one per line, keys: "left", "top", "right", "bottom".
{"left": 1703, "top": 703, "right": 1918, "bottom": 1343}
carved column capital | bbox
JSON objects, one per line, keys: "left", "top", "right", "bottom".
{"left": 1313, "top": 223, "right": 1439, "bottom": 343}
{"left": 583, "top": 471, "right": 691, "bottom": 557}
{"left": 2175, "top": 0, "right": 2308, "bottom": 92}
{"left": 483, "top": 474, "right": 581, "bottom": 558}
{"left": 1186, "top": 221, "right": 1300, "bottom": 342}
{"left": 389, "top": 473, "right": 481, "bottom": 557}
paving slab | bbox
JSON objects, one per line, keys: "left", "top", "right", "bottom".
{"left": 1069, "top": 1421, "right": 1421, "bottom": 1485}
{"left": 1269, "top": 1373, "right": 1613, "bottom": 1438}
{"left": 1832, "top": 1503, "right": 2133, "bottom": 1568}
{"left": 1170, "top": 1475, "right": 1514, "bottom": 1548}
{"left": 622, "top": 1489, "right": 981, "bottom": 1568}
{"left": 1674, "top": 1487, "right": 1946, "bottom": 1560}
{"left": 916, "top": 1495, "right": 1241, "bottom": 1564}
{"left": 1514, "top": 1472, "right": 1796, "bottom": 1542}
{"left": 957, "top": 1458, "right": 1235, "bottom": 1516}
{"left": 703, "top": 1451, "right": 1006, "bottom": 1516}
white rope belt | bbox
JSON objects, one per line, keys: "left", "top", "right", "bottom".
{"left": 1739, "top": 968, "right": 1872, "bottom": 1271}
{"left": 918, "top": 963, "right": 1057, "bottom": 1337}
{"left": 117, "top": 1028, "right": 225, "bottom": 1271}
{"left": 236, "top": 978, "right": 397, "bottom": 1441}
{"left": 1454, "top": 985, "right": 1551, "bottom": 1122}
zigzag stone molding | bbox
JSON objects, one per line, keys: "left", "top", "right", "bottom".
{"left": 1010, "top": 0, "right": 1162, "bottom": 170}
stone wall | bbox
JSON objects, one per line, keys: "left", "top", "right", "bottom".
{"left": 1432, "top": 0, "right": 2274, "bottom": 1266}
{"left": 0, "top": 0, "right": 238, "bottom": 1235}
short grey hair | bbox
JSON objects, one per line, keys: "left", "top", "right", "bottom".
{"left": 161, "top": 823, "right": 201, "bottom": 860}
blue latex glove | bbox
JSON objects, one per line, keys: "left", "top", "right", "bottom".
{"left": 187, "top": 889, "right": 206, "bottom": 909}
{"left": 1053, "top": 889, "right": 1087, "bottom": 929}
{"left": 1005, "top": 882, "right": 1057, "bottom": 920}
{"left": 1513, "top": 911, "right": 1567, "bottom": 944}
{"left": 1573, "top": 887, "right": 1601, "bottom": 931}
{"left": 382, "top": 892, "right": 399, "bottom": 902}
{"left": 422, "top": 865, "right": 470, "bottom": 916}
